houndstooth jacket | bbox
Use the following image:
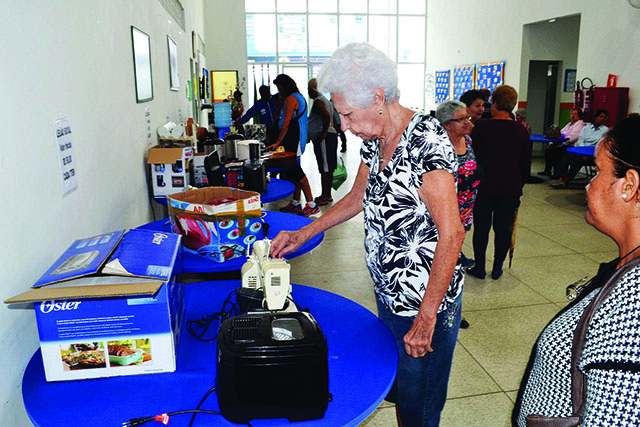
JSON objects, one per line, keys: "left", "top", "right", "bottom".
{"left": 515, "top": 263, "right": 640, "bottom": 426}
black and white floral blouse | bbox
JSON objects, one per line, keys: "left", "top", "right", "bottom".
{"left": 360, "top": 113, "right": 465, "bottom": 317}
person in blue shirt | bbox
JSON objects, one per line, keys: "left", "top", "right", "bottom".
{"left": 236, "top": 85, "right": 276, "bottom": 129}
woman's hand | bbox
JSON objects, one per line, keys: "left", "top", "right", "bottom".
{"left": 265, "top": 141, "right": 281, "bottom": 151}
{"left": 403, "top": 314, "right": 437, "bottom": 358}
{"left": 270, "top": 230, "right": 306, "bottom": 258}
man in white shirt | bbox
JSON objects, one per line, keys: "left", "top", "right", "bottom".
{"left": 551, "top": 109, "right": 608, "bottom": 188}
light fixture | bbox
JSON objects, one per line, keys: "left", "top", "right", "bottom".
{"left": 549, "top": 18, "right": 556, "bottom": 23}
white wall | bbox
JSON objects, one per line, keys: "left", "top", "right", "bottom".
{"left": 426, "top": 0, "right": 640, "bottom": 114}
{"left": 0, "top": 1, "right": 204, "bottom": 424}
{"left": 203, "top": 0, "right": 249, "bottom": 108}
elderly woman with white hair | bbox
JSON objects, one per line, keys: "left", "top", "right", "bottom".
{"left": 270, "top": 43, "right": 466, "bottom": 427}
{"left": 436, "top": 101, "right": 483, "bottom": 267}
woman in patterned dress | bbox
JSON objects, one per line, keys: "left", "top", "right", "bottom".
{"left": 437, "top": 100, "right": 484, "bottom": 330}
{"left": 270, "top": 42, "right": 466, "bottom": 427}
{"left": 514, "top": 116, "right": 640, "bottom": 426}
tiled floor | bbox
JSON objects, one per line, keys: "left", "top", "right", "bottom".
{"left": 265, "top": 139, "right": 617, "bottom": 427}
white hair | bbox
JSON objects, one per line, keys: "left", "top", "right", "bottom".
{"left": 317, "top": 43, "right": 399, "bottom": 109}
{"left": 436, "top": 101, "right": 467, "bottom": 124}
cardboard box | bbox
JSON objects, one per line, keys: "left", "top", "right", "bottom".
{"left": 148, "top": 145, "right": 194, "bottom": 197}
{"left": 4, "top": 229, "right": 184, "bottom": 382}
{"left": 168, "top": 187, "right": 262, "bottom": 263}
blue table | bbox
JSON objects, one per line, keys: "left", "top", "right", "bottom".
{"left": 530, "top": 134, "right": 566, "bottom": 144}
{"left": 22, "top": 281, "right": 397, "bottom": 427}
{"left": 566, "top": 145, "right": 595, "bottom": 157}
{"left": 154, "top": 178, "right": 295, "bottom": 206}
{"left": 136, "top": 211, "right": 324, "bottom": 273}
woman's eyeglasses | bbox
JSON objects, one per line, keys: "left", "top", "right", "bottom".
{"left": 449, "top": 116, "right": 472, "bottom": 123}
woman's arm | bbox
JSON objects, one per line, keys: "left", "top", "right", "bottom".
{"left": 403, "top": 169, "right": 465, "bottom": 358}
{"left": 270, "top": 160, "right": 369, "bottom": 257}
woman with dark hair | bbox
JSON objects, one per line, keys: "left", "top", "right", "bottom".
{"left": 514, "top": 115, "right": 640, "bottom": 426}
{"left": 467, "top": 85, "right": 531, "bottom": 280}
{"left": 268, "top": 74, "right": 318, "bottom": 217}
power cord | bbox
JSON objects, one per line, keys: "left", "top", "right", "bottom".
{"left": 122, "top": 410, "right": 221, "bottom": 426}
{"left": 122, "top": 387, "right": 254, "bottom": 427}
{"left": 186, "top": 289, "right": 242, "bottom": 342}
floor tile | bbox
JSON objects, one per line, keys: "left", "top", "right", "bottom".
{"left": 528, "top": 222, "right": 617, "bottom": 254}
{"left": 509, "top": 254, "right": 601, "bottom": 303}
{"left": 292, "top": 268, "right": 377, "bottom": 313}
{"left": 457, "top": 304, "right": 559, "bottom": 391}
{"left": 448, "top": 343, "right": 501, "bottom": 398}
{"left": 461, "top": 271, "right": 550, "bottom": 310}
{"left": 440, "top": 393, "right": 514, "bottom": 427}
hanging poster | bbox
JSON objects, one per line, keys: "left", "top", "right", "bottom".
{"left": 434, "top": 70, "right": 450, "bottom": 104}
{"left": 453, "top": 64, "right": 475, "bottom": 101}
{"left": 476, "top": 61, "right": 505, "bottom": 94}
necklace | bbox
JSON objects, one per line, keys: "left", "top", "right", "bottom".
{"left": 567, "top": 242, "right": 640, "bottom": 301}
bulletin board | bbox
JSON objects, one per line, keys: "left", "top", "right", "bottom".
{"left": 435, "top": 70, "right": 451, "bottom": 104}
{"left": 453, "top": 65, "right": 475, "bottom": 101}
{"left": 476, "top": 61, "right": 505, "bottom": 93}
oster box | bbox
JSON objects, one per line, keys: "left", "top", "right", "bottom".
{"left": 5, "top": 229, "right": 184, "bottom": 382}
{"left": 168, "top": 187, "right": 263, "bottom": 263}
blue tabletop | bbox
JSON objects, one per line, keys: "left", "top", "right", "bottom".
{"left": 566, "top": 145, "right": 595, "bottom": 157}
{"left": 22, "top": 281, "right": 397, "bottom": 427}
{"left": 155, "top": 179, "right": 295, "bottom": 206}
{"left": 136, "top": 211, "right": 324, "bottom": 273}
{"left": 530, "top": 133, "right": 566, "bottom": 143}
{"left": 260, "top": 178, "right": 295, "bottom": 203}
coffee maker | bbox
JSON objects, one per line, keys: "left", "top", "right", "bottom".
{"left": 243, "top": 142, "right": 267, "bottom": 193}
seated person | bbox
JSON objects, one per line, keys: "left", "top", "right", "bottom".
{"left": 551, "top": 109, "right": 608, "bottom": 188}
{"left": 539, "top": 108, "right": 587, "bottom": 177}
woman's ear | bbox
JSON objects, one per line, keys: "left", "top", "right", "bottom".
{"left": 623, "top": 168, "right": 640, "bottom": 201}
{"left": 372, "top": 88, "right": 386, "bottom": 109}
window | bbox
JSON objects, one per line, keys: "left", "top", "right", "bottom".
{"left": 245, "top": 0, "right": 427, "bottom": 110}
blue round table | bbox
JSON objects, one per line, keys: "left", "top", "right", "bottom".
{"left": 566, "top": 145, "right": 595, "bottom": 157}
{"left": 154, "top": 178, "right": 295, "bottom": 206}
{"left": 22, "top": 281, "right": 397, "bottom": 427}
{"left": 136, "top": 211, "right": 324, "bottom": 273}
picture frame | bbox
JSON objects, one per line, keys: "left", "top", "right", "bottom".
{"left": 564, "top": 69, "right": 577, "bottom": 92}
{"left": 211, "top": 70, "right": 238, "bottom": 103}
{"left": 131, "top": 26, "right": 153, "bottom": 103}
{"left": 167, "top": 35, "right": 179, "bottom": 91}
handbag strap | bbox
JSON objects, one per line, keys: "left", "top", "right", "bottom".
{"left": 569, "top": 256, "right": 640, "bottom": 418}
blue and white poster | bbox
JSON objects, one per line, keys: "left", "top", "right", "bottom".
{"left": 453, "top": 65, "right": 475, "bottom": 101}
{"left": 435, "top": 70, "right": 450, "bottom": 104}
{"left": 476, "top": 61, "right": 505, "bottom": 94}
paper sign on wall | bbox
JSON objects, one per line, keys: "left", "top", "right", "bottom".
{"left": 54, "top": 118, "right": 78, "bottom": 196}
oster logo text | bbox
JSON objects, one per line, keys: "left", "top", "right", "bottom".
{"left": 40, "top": 300, "right": 82, "bottom": 314}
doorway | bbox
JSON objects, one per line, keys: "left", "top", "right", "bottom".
{"left": 526, "top": 60, "right": 559, "bottom": 134}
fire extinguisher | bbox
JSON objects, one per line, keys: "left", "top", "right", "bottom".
{"left": 580, "top": 77, "right": 596, "bottom": 122}
{"left": 574, "top": 80, "right": 584, "bottom": 111}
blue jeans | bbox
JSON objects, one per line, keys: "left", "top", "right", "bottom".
{"left": 376, "top": 294, "right": 461, "bottom": 427}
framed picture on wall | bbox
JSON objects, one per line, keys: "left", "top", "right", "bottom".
{"left": 167, "top": 35, "right": 179, "bottom": 91}
{"left": 564, "top": 69, "right": 577, "bottom": 92}
{"left": 211, "top": 70, "right": 238, "bottom": 103}
{"left": 131, "top": 26, "right": 153, "bottom": 103}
